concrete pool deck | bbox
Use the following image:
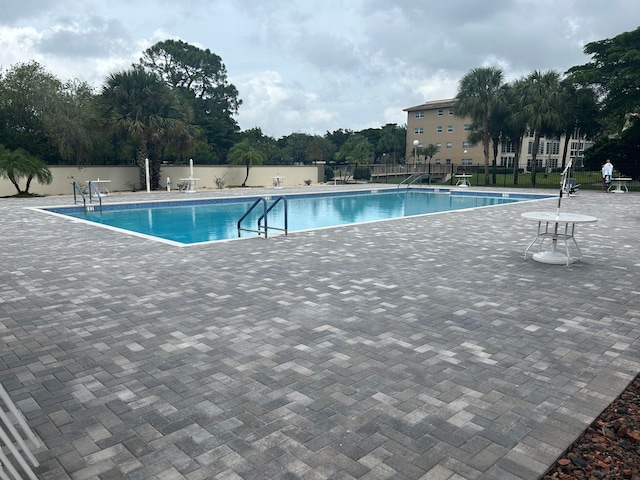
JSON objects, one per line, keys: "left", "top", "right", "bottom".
{"left": 1, "top": 184, "right": 639, "bottom": 479}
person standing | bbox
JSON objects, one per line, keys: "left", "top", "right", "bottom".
{"left": 602, "top": 159, "right": 614, "bottom": 191}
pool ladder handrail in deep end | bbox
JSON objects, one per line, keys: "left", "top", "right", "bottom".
{"left": 237, "top": 196, "right": 288, "bottom": 239}
{"left": 398, "top": 173, "right": 431, "bottom": 189}
{"left": 72, "top": 181, "right": 87, "bottom": 210}
{"left": 87, "top": 181, "right": 103, "bottom": 212}
{"left": 72, "top": 180, "right": 102, "bottom": 213}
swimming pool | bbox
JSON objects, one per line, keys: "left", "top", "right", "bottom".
{"left": 39, "top": 188, "right": 551, "bottom": 246}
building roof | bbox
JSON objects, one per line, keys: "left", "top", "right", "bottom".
{"left": 403, "top": 98, "right": 457, "bottom": 112}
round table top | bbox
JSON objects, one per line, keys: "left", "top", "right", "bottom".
{"left": 521, "top": 211, "right": 598, "bottom": 223}
{"left": 611, "top": 177, "right": 632, "bottom": 181}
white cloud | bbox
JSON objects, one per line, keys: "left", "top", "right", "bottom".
{"left": 0, "top": 0, "right": 639, "bottom": 138}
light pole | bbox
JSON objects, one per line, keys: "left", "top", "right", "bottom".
{"left": 413, "top": 140, "right": 419, "bottom": 172}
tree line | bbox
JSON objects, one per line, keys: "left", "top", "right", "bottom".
{"left": 453, "top": 26, "right": 640, "bottom": 186}
{"left": 0, "top": 39, "right": 405, "bottom": 194}
{"left": 1, "top": 25, "right": 639, "bottom": 194}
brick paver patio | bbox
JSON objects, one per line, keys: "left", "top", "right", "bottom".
{"left": 1, "top": 185, "right": 638, "bottom": 479}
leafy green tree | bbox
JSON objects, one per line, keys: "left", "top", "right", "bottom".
{"left": 358, "top": 128, "right": 382, "bottom": 158}
{"left": 332, "top": 135, "right": 372, "bottom": 183}
{"left": 567, "top": 27, "right": 639, "bottom": 177}
{"left": 306, "top": 136, "right": 336, "bottom": 164}
{"left": 335, "top": 135, "right": 373, "bottom": 168}
{"left": 140, "top": 39, "right": 241, "bottom": 162}
{"left": 52, "top": 79, "right": 102, "bottom": 164}
{"left": 240, "top": 127, "right": 283, "bottom": 164}
{"left": 0, "top": 61, "right": 96, "bottom": 164}
{"left": 583, "top": 122, "right": 640, "bottom": 179}
{"left": 228, "top": 139, "right": 267, "bottom": 186}
{"left": 324, "top": 129, "right": 353, "bottom": 151}
{"left": 515, "top": 70, "right": 566, "bottom": 186}
{"left": 567, "top": 26, "right": 640, "bottom": 134}
{"left": 98, "top": 66, "right": 196, "bottom": 189}
{"left": 455, "top": 66, "right": 505, "bottom": 185}
{"left": 281, "top": 133, "right": 313, "bottom": 164}
{"left": 556, "top": 80, "right": 601, "bottom": 169}
{"left": 376, "top": 124, "right": 406, "bottom": 165}
{"left": 0, "top": 145, "right": 52, "bottom": 195}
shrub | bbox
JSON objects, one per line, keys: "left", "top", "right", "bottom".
{"left": 324, "top": 165, "right": 335, "bottom": 182}
{"left": 353, "top": 166, "right": 371, "bottom": 181}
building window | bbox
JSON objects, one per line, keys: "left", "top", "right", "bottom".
{"left": 414, "top": 127, "right": 424, "bottom": 134}
{"left": 435, "top": 158, "right": 441, "bottom": 164}
{"left": 446, "top": 142, "right": 452, "bottom": 149}
{"left": 502, "top": 142, "right": 515, "bottom": 153}
{"left": 448, "top": 108, "right": 454, "bottom": 115}
{"left": 436, "top": 143, "right": 442, "bottom": 149}
{"left": 415, "top": 111, "right": 424, "bottom": 118}
{"left": 447, "top": 125, "right": 453, "bottom": 132}
{"left": 527, "top": 158, "right": 544, "bottom": 168}
{"left": 500, "top": 156, "right": 514, "bottom": 167}
{"left": 463, "top": 124, "right": 471, "bottom": 131}
{"left": 462, "top": 158, "right": 473, "bottom": 166}
{"left": 438, "top": 109, "right": 443, "bottom": 116}
{"left": 462, "top": 142, "right": 472, "bottom": 149}
{"left": 445, "top": 159, "right": 451, "bottom": 165}
{"left": 527, "top": 141, "right": 543, "bottom": 154}
{"left": 437, "top": 126, "right": 443, "bottom": 133}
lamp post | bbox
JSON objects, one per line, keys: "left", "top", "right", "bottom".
{"left": 413, "top": 140, "right": 419, "bottom": 172}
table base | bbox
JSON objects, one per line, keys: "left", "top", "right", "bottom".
{"left": 532, "top": 251, "right": 578, "bottom": 265}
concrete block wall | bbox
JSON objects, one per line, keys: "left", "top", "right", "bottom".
{"left": 0, "top": 164, "right": 324, "bottom": 197}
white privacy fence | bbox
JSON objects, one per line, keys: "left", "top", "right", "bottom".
{"left": 0, "top": 383, "right": 42, "bottom": 480}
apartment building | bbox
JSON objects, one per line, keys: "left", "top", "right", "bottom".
{"left": 404, "top": 99, "right": 591, "bottom": 170}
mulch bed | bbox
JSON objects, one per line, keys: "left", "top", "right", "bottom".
{"left": 542, "top": 373, "right": 640, "bottom": 479}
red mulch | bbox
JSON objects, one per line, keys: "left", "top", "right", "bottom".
{"left": 542, "top": 373, "right": 640, "bottom": 479}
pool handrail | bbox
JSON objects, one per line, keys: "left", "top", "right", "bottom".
{"left": 258, "top": 196, "right": 288, "bottom": 237}
{"left": 87, "top": 181, "right": 103, "bottom": 212}
{"left": 72, "top": 181, "right": 87, "bottom": 210}
{"left": 237, "top": 197, "right": 268, "bottom": 238}
{"left": 398, "top": 173, "right": 431, "bottom": 189}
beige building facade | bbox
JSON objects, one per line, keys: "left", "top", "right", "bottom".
{"left": 404, "top": 98, "right": 592, "bottom": 171}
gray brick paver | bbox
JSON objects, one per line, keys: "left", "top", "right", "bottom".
{"left": 2, "top": 186, "right": 639, "bottom": 480}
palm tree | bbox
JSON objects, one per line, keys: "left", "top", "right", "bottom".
{"left": 516, "top": 70, "right": 566, "bottom": 187}
{"left": 502, "top": 80, "right": 529, "bottom": 184}
{"left": 98, "top": 67, "right": 194, "bottom": 189}
{"left": 228, "top": 139, "right": 267, "bottom": 187}
{"left": 455, "top": 67, "right": 505, "bottom": 185}
{"left": 420, "top": 144, "right": 440, "bottom": 163}
{"left": 0, "top": 146, "right": 52, "bottom": 195}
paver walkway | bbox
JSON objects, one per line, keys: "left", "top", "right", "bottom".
{"left": 1, "top": 185, "right": 639, "bottom": 480}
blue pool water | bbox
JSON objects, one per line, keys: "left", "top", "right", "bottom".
{"left": 43, "top": 189, "right": 550, "bottom": 245}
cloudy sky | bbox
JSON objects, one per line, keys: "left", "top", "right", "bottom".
{"left": 1, "top": 0, "right": 638, "bottom": 138}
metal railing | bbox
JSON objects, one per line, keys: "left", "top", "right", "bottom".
{"left": 237, "top": 196, "right": 289, "bottom": 239}
{"left": 398, "top": 173, "right": 431, "bottom": 189}
{"left": 369, "top": 163, "right": 638, "bottom": 191}
{"left": 72, "top": 181, "right": 87, "bottom": 210}
{"left": 258, "top": 196, "right": 288, "bottom": 237}
{"left": 87, "top": 181, "right": 103, "bottom": 212}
